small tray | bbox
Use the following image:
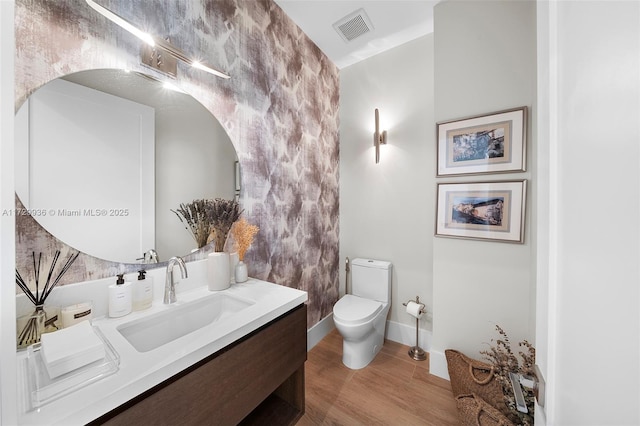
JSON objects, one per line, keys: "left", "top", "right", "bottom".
{"left": 26, "top": 326, "right": 119, "bottom": 409}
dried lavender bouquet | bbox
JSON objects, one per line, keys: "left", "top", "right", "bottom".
{"left": 206, "top": 198, "right": 243, "bottom": 252}
{"left": 171, "top": 199, "right": 211, "bottom": 248}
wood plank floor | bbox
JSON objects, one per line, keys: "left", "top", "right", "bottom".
{"left": 297, "top": 330, "right": 460, "bottom": 425}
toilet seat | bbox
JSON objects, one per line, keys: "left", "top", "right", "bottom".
{"left": 333, "top": 295, "right": 383, "bottom": 325}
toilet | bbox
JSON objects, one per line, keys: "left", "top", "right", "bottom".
{"left": 333, "top": 258, "right": 392, "bottom": 369}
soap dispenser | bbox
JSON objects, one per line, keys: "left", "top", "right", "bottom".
{"left": 133, "top": 270, "right": 153, "bottom": 311}
{"left": 108, "top": 274, "right": 132, "bottom": 318}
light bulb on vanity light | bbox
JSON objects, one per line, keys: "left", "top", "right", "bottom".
{"left": 373, "top": 108, "right": 388, "bottom": 164}
{"left": 191, "top": 60, "right": 231, "bottom": 79}
{"left": 162, "top": 81, "right": 185, "bottom": 93}
{"left": 85, "top": 0, "right": 155, "bottom": 46}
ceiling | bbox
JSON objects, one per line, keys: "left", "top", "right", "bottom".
{"left": 273, "top": 0, "right": 439, "bottom": 69}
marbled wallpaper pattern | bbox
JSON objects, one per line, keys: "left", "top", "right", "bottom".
{"left": 15, "top": 0, "right": 339, "bottom": 327}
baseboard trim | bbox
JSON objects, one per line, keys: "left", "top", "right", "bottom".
{"left": 384, "top": 320, "right": 432, "bottom": 352}
{"left": 306, "top": 317, "right": 439, "bottom": 368}
{"left": 429, "top": 349, "right": 450, "bottom": 380}
{"left": 307, "top": 313, "right": 335, "bottom": 351}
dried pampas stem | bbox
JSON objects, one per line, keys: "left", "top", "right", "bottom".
{"left": 231, "top": 218, "right": 259, "bottom": 261}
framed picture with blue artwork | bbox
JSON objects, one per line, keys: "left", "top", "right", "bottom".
{"left": 435, "top": 180, "right": 527, "bottom": 243}
{"left": 437, "top": 107, "right": 527, "bottom": 176}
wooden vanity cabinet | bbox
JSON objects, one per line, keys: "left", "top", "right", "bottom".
{"left": 92, "top": 304, "right": 307, "bottom": 426}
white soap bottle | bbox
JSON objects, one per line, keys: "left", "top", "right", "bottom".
{"left": 133, "top": 270, "right": 153, "bottom": 311}
{"left": 108, "top": 274, "right": 132, "bottom": 318}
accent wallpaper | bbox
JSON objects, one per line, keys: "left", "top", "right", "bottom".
{"left": 14, "top": 0, "right": 340, "bottom": 327}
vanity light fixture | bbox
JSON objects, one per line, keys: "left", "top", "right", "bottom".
{"left": 373, "top": 108, "right": 387, "bottom": 164}
{"left": 85, "top": 0, "right": 154, "bottom": 46}
{"left": 151, "top": 38, "right": 230, "bottom": 79}
{"left": 85, "top": 0, "right": 231, "bottom": 79}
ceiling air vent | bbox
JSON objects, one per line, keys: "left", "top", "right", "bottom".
{"left": 332, "top": 8, "right": 374, "bottom": 43}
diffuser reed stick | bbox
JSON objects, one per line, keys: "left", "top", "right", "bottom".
{"left": 16, "top": 250, "right": 79, "bottom": 348}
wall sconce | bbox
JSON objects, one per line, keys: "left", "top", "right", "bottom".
{"left": 86, "top": 0, "right": 230, "bottom": 79}
{"left": 373, "top": 108, "right": 387, "bottom": 164}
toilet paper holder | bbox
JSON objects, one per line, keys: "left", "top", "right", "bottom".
{"left": 402, "top": 296, "right": 427, "bottom": 361}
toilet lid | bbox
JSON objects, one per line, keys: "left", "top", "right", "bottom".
{"left": 333, "top": 295, "right": 383, "bottom": 325}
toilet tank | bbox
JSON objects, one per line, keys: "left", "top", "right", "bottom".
{"left": 351, "top": 258, "right": 392, "bottom": 303}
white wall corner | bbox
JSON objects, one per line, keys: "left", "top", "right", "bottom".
{"left": 307, "top": 313, "right": 335, "bottom": 351}
{"left": 429, "top": 350, "right": 450, "bottom": 381}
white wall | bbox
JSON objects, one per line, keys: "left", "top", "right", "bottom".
{"left": 155, "top": 92, "right": 238, "bottom": 260}
{"left": 430, "top": 0, "right": 537, "bottom": 378}
{"left": 0, "top": 1, "right": 17, "bottom": 424}
{"left": 340, "top": 35, "right": 435, "bottom": 339}
{"left": 537, "top": 1, "right": 640, "bottom": 424}
{"left": 534, "top": 1, "right": 554, "bottom": 422}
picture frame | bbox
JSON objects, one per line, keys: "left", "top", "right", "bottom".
{"left": 437, "top": 107, "right": 527, "bottom": 176}
{"left": 435, "top": 180, "right": 526, "bottom": 243}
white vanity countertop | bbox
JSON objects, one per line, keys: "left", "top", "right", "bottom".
{"left": 17, "top": 278, "right": 308, "bottom": 426}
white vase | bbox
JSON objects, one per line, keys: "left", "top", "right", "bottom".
{"left": 229, "top": 252, "right": 239, "bottom": 282}
{"left": 207, "top": 252, "right": 230, "bottom": 291}
{"left": 234, "top": 260, "right": 248, "bottom": 283}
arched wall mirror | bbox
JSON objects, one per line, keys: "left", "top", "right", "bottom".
{"left": 15, "top": 69, "right": 239, "bottom": 264}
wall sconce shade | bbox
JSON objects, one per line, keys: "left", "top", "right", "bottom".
{"left": 86, "top": 0, "right": 230, "bottom": 79}
{"left": 373, "top": 108, "right": 387, "bottom": 164}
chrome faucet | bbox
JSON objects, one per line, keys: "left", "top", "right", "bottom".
{"left": 136, "top": 249, "right": 159, "bottom": 264}
{"left": 144, "top": 249, "right": 159, "bottom": 264}
{"left": 164, "top": 256, "right": 188, "bottom": 304}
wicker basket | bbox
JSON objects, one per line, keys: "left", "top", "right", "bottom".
{"left": 445, "top": 349, "right": 514, "bottom": 422}
{"left": 456, "top": 394, "right": 515, "bottom": 426}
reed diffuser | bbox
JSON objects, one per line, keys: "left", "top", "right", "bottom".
{"left": 16, "top": 250, "right": 79, "bottom": 348}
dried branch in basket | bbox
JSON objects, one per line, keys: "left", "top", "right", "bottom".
{"left": 480, "top": 324, "right": 536, "bottom": 426}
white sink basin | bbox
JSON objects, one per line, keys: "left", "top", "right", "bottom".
{"left": 117, "top": 292, "right": 254, "bottom": 352}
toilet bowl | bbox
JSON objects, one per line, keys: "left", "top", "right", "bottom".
{"left": 333, "top": 258, "right": 392, "bottom": 369}
{"left": 333, "top": 295, "right": 390, "bottom": 369}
